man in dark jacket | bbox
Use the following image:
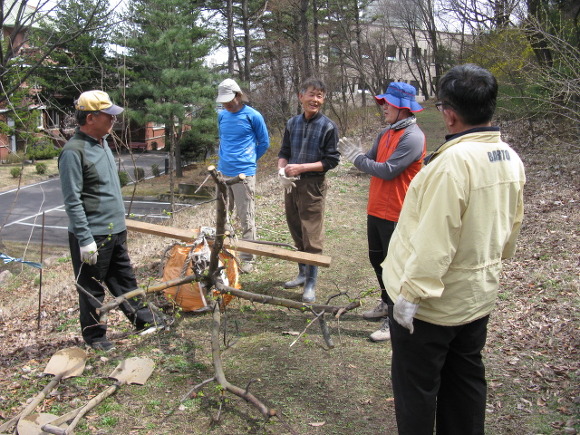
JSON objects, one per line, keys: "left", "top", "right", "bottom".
{"left": 278, "top": 78, "right": 340, "bottom": 303}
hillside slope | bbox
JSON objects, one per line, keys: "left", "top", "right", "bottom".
{"left": 0, "top": 120, "right": 578, "bottom": 434}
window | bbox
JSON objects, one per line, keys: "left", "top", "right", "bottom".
{"left": 45, "top": 109, "right": 61, "bottom": 129}
{"left": 411, "top": 46, "right": 421, "bottom": 59}
{"left": 34, "top": 110, "right": 43, "bottom": 130}
{"left": 386, "top": 44, "right": 397, "bottom": 61}
{"left": 410, "top": 81, "right": 420, "bottom": 95}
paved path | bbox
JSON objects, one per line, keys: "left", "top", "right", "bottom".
{"left": 0, "top": 152, "right": 190, "bottom": 247}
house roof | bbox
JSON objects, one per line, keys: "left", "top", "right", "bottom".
{"left": 2, "top": 0, "right": 38, "bottom": 28}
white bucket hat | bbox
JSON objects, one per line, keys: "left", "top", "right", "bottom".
{"left": 216, "top": 79, "right": 242, "bottom": 103}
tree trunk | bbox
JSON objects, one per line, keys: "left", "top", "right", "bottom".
{"left": 174, "top": 122, "right": 183, "bottom": 179}
{"left": 242, "top": 0, "right": 251, "bottom": 83}
{"left": 526, "top": 0, "right": 554, "bottom": 68}
{"left": 300, "top": 0, "right": 312, "bottom": 79}
{"left": 312, "top": 0, "right": 320, "bottom": 74}
{"left": 227, "top": 0, "right": 235, "bottom": 74}
{"left": 167, "top": 126, "right": 175, "bottom": 214}
{"left": 353, "top": 0, "right": 367, "bottom": 107}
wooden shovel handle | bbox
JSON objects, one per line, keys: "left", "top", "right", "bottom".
{"left": 0, "top": 374, "right": 63, "bottom": 432}
{"left": 42, "top": 383, "right": 119, "bottom": 435}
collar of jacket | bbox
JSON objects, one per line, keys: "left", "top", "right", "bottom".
{"left": 301, "top": 111, "right": 323, "bottom": 123}
{"left": 389, "top": 115, "right": 417, "bottom": 131}
{"left": 74, "top": 127, "right": 109, "bottom": 146}
{"left": 424, "top": 126, "right": 500, "bottom": 165}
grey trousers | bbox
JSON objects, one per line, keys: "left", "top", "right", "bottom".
{"left": 225, "top": 175, "right": 256, "bottom": 262}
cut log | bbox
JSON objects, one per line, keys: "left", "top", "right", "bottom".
{"left": 125, "top": 219, "right": 331, "bottom": 267}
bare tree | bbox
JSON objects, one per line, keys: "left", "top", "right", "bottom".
{"left": 443, "top": 0, "right": 520, "bottom": 31}
{"left": 0, "top": 0, "right": 119, "bottom": 104}
{"left": 226, "top": 0, "right": 236, "bottom": 74}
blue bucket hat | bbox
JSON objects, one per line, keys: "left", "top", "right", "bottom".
{"left": 374, "top": 82, "right": 423, "bottom": 113}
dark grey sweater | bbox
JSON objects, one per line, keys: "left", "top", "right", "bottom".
{"left": 58, "top": 129, "right": 126, "bottom": 246}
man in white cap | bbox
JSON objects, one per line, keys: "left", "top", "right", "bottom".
{"left": 339, "top": 82, "right": 426, "bottom": 342}
{"left": 216, "top": 79, "right": 270, "bottom": 273}
{"left": 59, "top": 90, "right": 165, "bottom": 352}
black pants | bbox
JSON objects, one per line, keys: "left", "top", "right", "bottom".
{"left": 390, "top": 314, "right": 489, "bottom": 435}
{"left": 69, "top": 231, "right": 159, "bottom": 345}
{"left": 367, "top": 215, "right": 396, "bottom": 304}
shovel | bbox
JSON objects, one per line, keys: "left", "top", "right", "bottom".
{"left": 0, "top": 347, "right": 87, "bottom": 433}
{"left": 41, "top": 357, "right": 155, "bottom": 435}
{"left": 16, "top": 409, "right": 81, "bottom": 435}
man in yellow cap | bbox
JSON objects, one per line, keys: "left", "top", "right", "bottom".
{"left": 59, "top": 90, "right": 165, "bottom": 352}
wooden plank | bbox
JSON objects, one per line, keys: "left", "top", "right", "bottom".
{"left": 126, "top": 219, "right": 199, "bottom": 241}
{"left": 126, "top": 219, "right": 331, "bottom": 267}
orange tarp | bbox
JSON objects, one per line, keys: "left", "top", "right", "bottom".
{"left": 162, "top": 243, "right": 238, "bottom": 312}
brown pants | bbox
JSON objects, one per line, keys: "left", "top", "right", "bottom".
{"left": 284, "top": 175, "right": 327, "bottom": 254}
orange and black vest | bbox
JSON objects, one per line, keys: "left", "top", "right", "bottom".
{"left": 367, "top": 128, "right": 425, "bottom": 222}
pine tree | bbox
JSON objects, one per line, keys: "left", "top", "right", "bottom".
{"left": 117, "top": 0, "right": 217, "bottom": 183}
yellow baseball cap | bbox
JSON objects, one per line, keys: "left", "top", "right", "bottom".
{"left": 75, "top": 90, "right": 124, "bottom": 115}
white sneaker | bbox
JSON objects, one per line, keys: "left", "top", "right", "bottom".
{"left": 362, "top": 300, "right": 389, "bottom": 321}
{"left": 369, "top": 319, "right": 391, "bottom": 342}
{"left": 138, "top": 324, "right": 167, "bottom": 336}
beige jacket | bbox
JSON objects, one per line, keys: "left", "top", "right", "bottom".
{"left": 383, "top": 129, "right": 526, "bottom": 326}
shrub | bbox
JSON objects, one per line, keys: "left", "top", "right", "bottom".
{"left": 26, "top": 142, "right": 60, "bottom": 160}
{"left": 10, "top": 167, "right": 22, "bottom": 178}
{"left": 151, "top": 163, "right": 160, "bottom": 177}
{"left": 134, "top": 167, "right": 145, "bottom": 181}
{"left": 35, "top": 162, "right": 47, "bottom": 174}
{"left": 118, "top": 171, "right": 129, "bottom": 187}
{"left": 6, "top": 152, "right": 24, "bottom": 164}
{"left": 179, "top": 112, "right": 218, "bottom": 162}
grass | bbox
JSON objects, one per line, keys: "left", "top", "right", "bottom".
{"left": 0, "top": 115, "right": 578, "bottom": 434}
{"left": 0, "top": 158, "right": 60, "bottom": 192}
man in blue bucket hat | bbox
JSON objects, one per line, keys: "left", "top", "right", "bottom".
{"left": 339, "top": 82, "right": 426, "bottom": 342}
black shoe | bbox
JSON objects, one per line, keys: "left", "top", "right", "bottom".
{"left": 90, "top": 340, "right": 116, "bottom": 352}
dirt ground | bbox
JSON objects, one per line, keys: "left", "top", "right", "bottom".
{"left": 0, "top": 118, "right": 578, "bottom": 434}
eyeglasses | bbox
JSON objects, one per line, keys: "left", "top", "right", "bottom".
{"left": 435, "top": 101, "right": 454, "bottom": 112}
{"left": 91, "top": 112, "right": 117, "bottom": 122}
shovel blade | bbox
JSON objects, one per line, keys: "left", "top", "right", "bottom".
{"left": 17, "top": 413, "right": 63, "bottom": 435}
{"left": 44, "top": 347, "right": 87, "bottom": 379}
{"left": 109, "top": 357, "right": 155, "bottom": 385}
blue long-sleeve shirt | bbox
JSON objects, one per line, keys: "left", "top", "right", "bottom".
{"left": 217, "top": 104, "right": 270, "bottom": 177}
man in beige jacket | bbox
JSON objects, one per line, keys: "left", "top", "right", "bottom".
{"left": 382, "top": 64, "right": 526, "bottom": 434}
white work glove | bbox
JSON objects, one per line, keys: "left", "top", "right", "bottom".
{"left": 338, "top": 137, "right": 363, "bottom": 163}
{"left": 393, "top": 295, "right": 419, "bottom": 334}
{"left": 278, "top": 168, "right": 299, "bottom": 194}
{"left": 79, "top": 241, "right": 98, "bottom": 266}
